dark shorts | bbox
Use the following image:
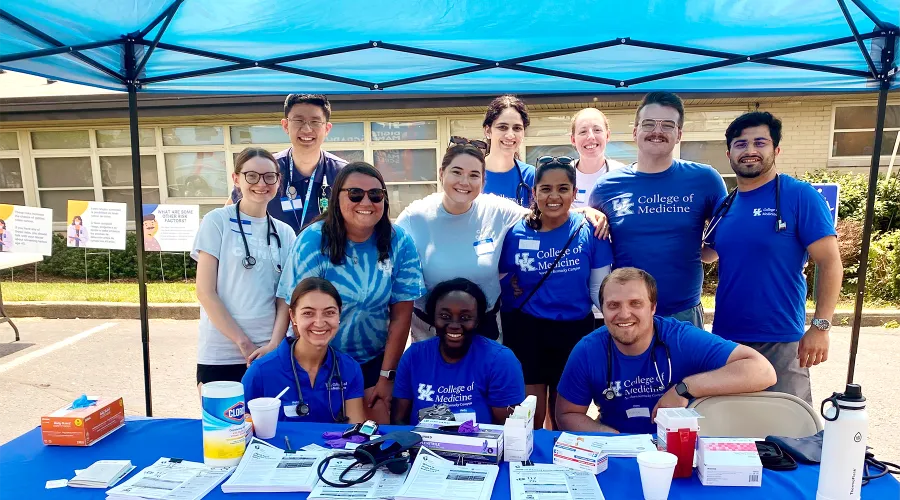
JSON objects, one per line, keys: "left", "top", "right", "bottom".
{"left": 196, "top": 363, "right": 247, "bottom": 385}
{"left": 501, "top": 309, "right": 595, "bottom": 387}
{"left": 359, "top": 351, "right": 386, "bottom": 389}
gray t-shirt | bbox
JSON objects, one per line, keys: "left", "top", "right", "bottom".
{"left": 191, "top": 205, "right": 296, "bottom": 365}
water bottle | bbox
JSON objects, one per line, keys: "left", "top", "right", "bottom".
{"left": 816, "top": 384, "right": 868, "bottom": 500}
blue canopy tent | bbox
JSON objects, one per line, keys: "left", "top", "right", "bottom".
{"left": 1, "top": 0, "right": 897, "bottom": 415}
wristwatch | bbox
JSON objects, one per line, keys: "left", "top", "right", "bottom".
{"left": 379, "top": 369, "right": 396, "bottom": 381}
{"left": 675, "top": 381, "right": 694, "bottom": 400}
{"left": 811, "top": 318, "right": 831, "bottom": 331}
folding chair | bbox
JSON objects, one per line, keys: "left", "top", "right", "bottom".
{"left": 688, "top": 391, "right": 823, "bottom": 438}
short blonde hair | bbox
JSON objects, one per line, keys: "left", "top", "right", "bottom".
{"left": 570, "top": 108, "right": 610, "bottom": 136}
{"left": 599, "top": 267, "right": 657, "bottom": 306}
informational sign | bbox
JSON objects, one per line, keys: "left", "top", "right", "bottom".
{"left": 66, "top": 200, "right": 127, "bottom": 250}
{"left": 141, "top": 204, "right": 200, "bottom": 252}
{"left": 0, "top": 204, "right": 54, "bottom": 256}
{"left": 811, "top": 183, "right": 840, "bottom": 227}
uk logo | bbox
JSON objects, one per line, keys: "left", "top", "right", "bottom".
{"left": 417, "top": 384, "right": 435, "bottom": 402}
{"left": 609, "top": 380, "right": 623, "bottom": 397}
{"left": 753, "top": 208, "right": 762, "bottom": 216}
{"left": 514, "top": 252, "right": 536, "bottom": 272}
{"left": 610, "top": 193, "right": 634, "bottom": 217}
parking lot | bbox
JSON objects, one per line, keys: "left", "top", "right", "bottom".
{"left": 0, "top": 318, "right": 896, "bottom": 463}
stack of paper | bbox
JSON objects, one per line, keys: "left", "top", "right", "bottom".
{"left": 106, "top": 457, "right": 234, "bottom": 500}
{"left": 394, "top": 447, "right": 498, "bottom": 500}
{"left": 308, "top": 457, "right": 409, "bottom": 500}
{"left": 69, "top": 460, "right": 135, "bottom": 488}
{"left": 508, "top": 462, "right": 605, "bottom": 500}
{"left": 591, "top": 434, "right": 656, "bottom": 458}
{"left": 221, "top": 438, "right": 325, "bottom": 493}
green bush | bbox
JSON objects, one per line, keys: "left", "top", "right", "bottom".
{"left": 866, "top": 229, "right": 900, "bottom": 303}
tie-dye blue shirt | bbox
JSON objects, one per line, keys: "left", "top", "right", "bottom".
{"left": 277, "top": 221, "right": 426, "bottom": 363}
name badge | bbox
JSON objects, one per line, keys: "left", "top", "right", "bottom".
{"left": 576, "top": 189, "right": 587, "bottom": 203}
{"left": 283, "top": 403, "right": 299, "bottom": 418}
{"left": 473, "top": 238, "right": 494, "bottom": 256}
{"left": 626, "top": 407, "right": 651, "bottom": 419}
{"left": 518, "top": 239, "right": 540, "bottom": 251}
{"left": 281, "top": 197, "right": 301, "bottom": 212}
{"left": 453, "top": 408, "right": 477, "bottom": 424}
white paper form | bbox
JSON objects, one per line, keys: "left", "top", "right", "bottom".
{"left": 106, "top": 458, "right": 233, "bottom": 500}
{"left": 589, "top": 434, "right": 655, "bottom": 458}
{"left": 395, "top": 447, "right": 498, "bottom": 500}
{"left": 308, "top": 457, "right": 409, "bottom": 500}
{"left": 221, "top": 438, "right": 325, "bottom": 493}
{"left": 509, "top": 462, "right": 605, "bottom": 500}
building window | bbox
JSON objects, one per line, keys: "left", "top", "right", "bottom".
{"left": 0, "top": 132, "right": 25, "bottom": 206}
{"left": 832, "top": 104, "right": 900, "bottom": 159}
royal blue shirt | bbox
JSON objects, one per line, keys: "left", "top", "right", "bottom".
{"left": 231, "top": 148, "right": 346, "bottom": 233}
{"left": 242, "top": 338, "right": 364, "bottom": 423}
{"left": 557, "top": 316, "right": 738, "bottom": 434}
{"left": 394, "top": 335, "right": 525, "bottom": 425}
{"left": 708, "top": 175, "right": 836, "bottom": 343}
{"left": 588, "top": 160, "right": 726, "bottom": 316}
{"left": 483, "top": 159, "right": 535, "bottom": 208}
{"left": 499, "top": 213, "right": 614, "bottom": 320}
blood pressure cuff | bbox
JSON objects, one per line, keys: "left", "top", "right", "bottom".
{"left": 766, "top": 431, "right": 823, "bottom": 464}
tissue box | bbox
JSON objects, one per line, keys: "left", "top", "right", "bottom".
{"left": 503, "top": 413, "right": 534, "bottom": 462}
{"left": 41, "top": 397, "right": 124, "bottom": 446}
{"left": 552, "top": 432, "right": 609, "bottom": 474}
{"left": 697, "top": 438, "right": 763, "bottom": 487}
{"left": 411, "top": 419, "right": 504, "bottom": 464}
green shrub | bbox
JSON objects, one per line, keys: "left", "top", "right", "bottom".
{"left": 866, "top": 229, "right": 900, "bottom": 303}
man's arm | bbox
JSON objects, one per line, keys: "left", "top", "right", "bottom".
{"left": 799, "top": 235, "right": 842, "bottom": 367}
{"left": 555, "top": 395, "right": 619, "bottom": 433}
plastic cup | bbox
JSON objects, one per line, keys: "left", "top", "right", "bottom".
{"left": 637, "top": 450, "right": 678, "bottom": 500}
{"left": 247, "top": 397, "right": 280, "bottom": 439}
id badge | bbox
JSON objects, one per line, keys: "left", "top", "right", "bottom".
{"left": 626, "top": 407, "right": 651, "bottom": 419}
{"left": 284, "top": 403, "right": 299, "bottom": 418}
{"left": 518, "top": 238, "right": 540, "bottom": 251}
{"left": 281, "top": 196, "right": 301, "bottom": 212}
{"left": 576, "top": 189, "right": 588, "bottom": 203}
{"left": 453, "top": 408, "right": 477, "bottom": 424}
{"left": 473, "top": 238, "right": 495, "bottom": 256}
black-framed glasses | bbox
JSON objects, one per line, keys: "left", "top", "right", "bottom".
{"left": 241, "top": 171, "right": 280, "bottom": 185}
{"left": 449, "top": 136, "right": 488, "bottom": 151}
{"left": 537, "top": 155, "right": 575, "bottom": 166}
{"left": 340, "top": 188, "right": 387, "bottom": 203}
{"left": 639, "top": 119, "right": 679, "bottom": 133}
{"left": 286, "top": 118, "right": 326, "bottom": 129}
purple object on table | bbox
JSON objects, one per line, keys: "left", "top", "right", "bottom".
{"left": 458, "top": 420, "right": 480, "bottom": 434}
{"left": 324, "top": 434, "right": 367, "bottom": 449}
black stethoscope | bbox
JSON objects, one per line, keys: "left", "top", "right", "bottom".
{"left": 702, "top": 174, "right": 785, "bottom": 245}
{"left": 513, "top": 159, "right": 529, "bottom": 207}
{"left": 234, "top": 200, "right": 282, "bottom": 272}
{"left": 289, "top": 337, "right": 348, "bottom": 423}
{"left": 602, "top": 323, "right": 672, "bottom": 401}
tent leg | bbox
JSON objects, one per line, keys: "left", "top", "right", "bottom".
{"left": 125, "top": 40, "right": 153, "bottom": 416}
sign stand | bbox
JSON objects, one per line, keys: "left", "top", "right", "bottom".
{"left": 84, "top": 248, "right": 112, "bottom": 284}
{"left": 158, "top": 251, "right": 189, "bottom": 283}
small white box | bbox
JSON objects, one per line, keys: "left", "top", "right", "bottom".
{"left": 552, "top": 432, "right": 609, "bottom": 474}
{"left": 697, "top": 438, "right": 763, "bottom": 487}
{"left": 503, "top": 412, "right": 534, "bottom": 462}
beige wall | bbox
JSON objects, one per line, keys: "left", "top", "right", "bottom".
{"left": 757, "top": 101, "right": 834, "bottom": 176}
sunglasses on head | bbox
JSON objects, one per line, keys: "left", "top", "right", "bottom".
{"left": 537, "top": 155, "right": 575, "bottom": 166}
{"left": 449, "top": 136, "right": 488, "bottom": 151}
{"left": 340, "top": 187, "right": 387, "bottom": 203}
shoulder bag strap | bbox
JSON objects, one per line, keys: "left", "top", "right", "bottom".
{"left": 517, "top": 220, "right": 586, "bottom": 311}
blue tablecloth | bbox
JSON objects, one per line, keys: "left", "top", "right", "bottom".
{"left": 2, "top": 418, "right": 897, "bottom": 499}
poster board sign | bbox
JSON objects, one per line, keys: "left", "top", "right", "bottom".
{"left": 66, "top": 200, "right": 127, "bottom": 250}
{"left": 0, "top": 204, "right": 53, "bottom": 256}
{"left": 811, "top": 183, "right": 840, "bottom": 227}
{"left": 141, "top": 204, "right": 200, "bottom": 252}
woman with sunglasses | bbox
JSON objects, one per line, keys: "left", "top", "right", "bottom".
{"left": 392, "top": 278, "right": 525, "bottom": 425}
{"left": 242, "top": 277, "right": 365, "bottom": 423}
{"left": 277, "top": 162, "right": 426, "bottom": 424}
{"left": 499, "top": 157, "right": 614, "bottom": 430}
{"left": 192, "top": 147, "right": 297, "bottom": 388}
{"left": 482, "top": 94, "right": 536, "bottom": 208}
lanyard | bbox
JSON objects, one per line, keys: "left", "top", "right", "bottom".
{"left": 288, "top": 148, "right": 319, "bottom": 225}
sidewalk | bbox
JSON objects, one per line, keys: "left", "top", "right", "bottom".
{"left": 4, "top": 301, "right": 899, "bottom": 326}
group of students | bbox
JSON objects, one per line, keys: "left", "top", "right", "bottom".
{"left": 191, "top": 90, "right": 842, "bottom": 434}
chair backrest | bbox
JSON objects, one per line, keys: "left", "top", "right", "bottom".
{"left": 688, "top": 391, "right": 823, "bottom": 438}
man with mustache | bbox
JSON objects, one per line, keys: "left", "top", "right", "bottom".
{"left": 703, "top": 112, "right": 841, "bottom": 404}
{"left": 589, "top": 92, "right": 726, "bottom": 328}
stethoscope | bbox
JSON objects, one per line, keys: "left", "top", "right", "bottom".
{"left": 702, "top": 173, "right": 785, "bottom": 245}
{"left": 285, "top": 149, "right": 331, "bottom": 226}
{"left": 234, "top": 200, "right": 282, "bottom": 272}
{"left": 602, "top": 322, "right": 672, "bottom": 401}
{"left": 512, "top": 159, "right": 529, "bottom": 207}
{"left": 289, "top": 337, "right": 348, "bottom": 423}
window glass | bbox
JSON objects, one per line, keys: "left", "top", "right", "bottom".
{"left": 161, "top": 126, "right": 224, "bottom": 146}
{"left": 371, "top": 121, "right": 437, "bottom": 141}
{"left": 373, "top": 149, "right": 437, "bottom": 182}
{"left": 31, "top": 130, "right": 90, "bottom": 149}
{"left": 40, "top": 190, "right": 95, "bottom": 222}
{"left": 682, "top": 110, "right": 746, "bottom": 133}
{"left": 832, "top": 131, "right": 900, "bottom": 157}
{"left": 164, "top": 152, "right": 228, "bottom": 197}
{"left": 100, "top": 155, "right": 159, "bottom": 187}
{"left": 526, "top": 145, "right": 577, "bottom": 166}
{"left": 0, "top": 158, "right": 23, "bottom": 189}
{"left": 0, "top": 132, "right": 18, "bottom": 151}
{"left": 96, "top": 128, "right": 155, "bottom": 148}
{"left": 0, "top": 191, "right": 25, "bottom": 206}
{"left": 680, "top": 141, "right": 731, "bottom": 175}
{"left": 230, "top": 125, "right": 286, "bottom": 145}
{"left": 448, "top": 118, "right": 485, "bottom": 141}
{"left": 326, "top": 122, "right": 365, "bottom": 142}
{"left": 330, "top": 150, "right": 365, "bottom": 163}
{"left": 102, "top": 188, "right": 161, "bottom": 220}
{"left": 35, "top": 157, "right": 93, "bottom": 188}
{"left": 387, "top": 184, "right": 437, "bottom": 219}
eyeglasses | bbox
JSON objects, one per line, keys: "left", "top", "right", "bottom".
{"left": 537, "top": 155, "right": 575, "bottom": 166}
{"left": 449, "top": 136, "right": 488, "bottom": 151}
{"left": 340, "top": 188, "right": 387, "bottom": 203}
{"left": 286, "top": 118, "right": 326, "bottom": 129}
{"left": 639, "top": 119, "right": 679, "bottom": 133}
{"left": 241, "top": 171, "right": 280, "bottom": 185}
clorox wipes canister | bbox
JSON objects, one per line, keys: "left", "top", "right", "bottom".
{"left": 201, "top": 381, "right": 247, "bottom": 466}
{"left": 816, "top": 383, "right": 868, "bottom": 500}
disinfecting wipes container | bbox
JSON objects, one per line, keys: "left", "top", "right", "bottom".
{"left": 201, "top": 381, "right": 247, "bottom": 466}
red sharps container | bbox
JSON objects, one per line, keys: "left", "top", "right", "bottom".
{"left": 654, "top": 408, "right": 703, "bottom": 478}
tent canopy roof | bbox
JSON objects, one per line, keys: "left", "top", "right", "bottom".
{"left": 1, "top": 0, "right": 897, "bottom": 95}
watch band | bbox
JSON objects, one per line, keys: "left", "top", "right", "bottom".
{"left": 379, "top": 369, "right": 396, "bottom": 381}
{"left": 676, "top": 381, "right": 694, "bottom": 400}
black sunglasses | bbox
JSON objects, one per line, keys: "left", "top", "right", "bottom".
{"left": 537, "top": 155, "right": 575, "bottom": 166}
{"left": 449, "top": 136, "right": 488, "bottom": 151}
{"left": 340, "top": 188, "right": 387, "bottom": 203}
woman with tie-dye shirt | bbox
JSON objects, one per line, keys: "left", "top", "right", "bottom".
{"left": 277, "top": 161, "right": 426, "bottom": 424}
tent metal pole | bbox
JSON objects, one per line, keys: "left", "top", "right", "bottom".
{"left": 136, "top": 0, "right": 183, "bottom": 39}
{"left": 125, "top": 39, "right": 153, "bottom": 416}
{"left": 849, "top": 0, "right": 891, "bottom": 30}
{"left": 836, "top": 0, "right": 880, "bottom": 78}
{"left": 846, "top": 31, "right": 895, "bottom": 384}
{"left": 0, "top": 39, "right": 123, "bottom": 65}
{"left": 133, "top": 0, "right": 184, "bottom": 78}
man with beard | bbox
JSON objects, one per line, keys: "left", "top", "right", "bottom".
{"left": 588, "top": 92, "right": 726, "bottom": 328}
{"left": 703, "top": 112, "right": 841, "bottom": 404}
{"left": 556, "top": 268, "right": 775, "bottom": 434}
{"left": 391, "top": 278, "right": 525, "bottom": 425}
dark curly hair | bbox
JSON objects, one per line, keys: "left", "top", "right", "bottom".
{"left": 424, "top": 278, "right": 488, "bottom": 327}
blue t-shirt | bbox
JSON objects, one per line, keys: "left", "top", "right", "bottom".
{"left": 588, "top": 160, "right": 726, "bottom": 316}
{"left": 394, "top": 335, "right": 525, "bottom": 425}
{"left": 557, "top": 316, "right": 738, "bottom": 434}
{"left": 499, "top": 213, "right": 614, "bottom": 320}
{"left": 709, "top": 175, "right": 836, "bottom": 343}
{"left": 242, "top": 338, "right": 364, "bottom": 423}
{"left": 483, "top": 159, "right": 535, "bottom": 208}
{"left": 276, "top": 221, "right": 427, "bottom": 363}
{"left": 231, "top": 148, "right": 346, "bottom": 234}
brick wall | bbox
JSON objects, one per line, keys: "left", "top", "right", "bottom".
{"left": 756, "top": 101, "right": 834, "bottom": 177}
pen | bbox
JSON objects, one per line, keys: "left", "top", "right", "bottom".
{"left": 284, "top": 436, "right": 293, "bottom": 452}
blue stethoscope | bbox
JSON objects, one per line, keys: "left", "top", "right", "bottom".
{"left": 702, "top": 174, "right": 785, "bottom": 245}
{"left": 603, "top": 323, "right": 672, "bottom": 401}
{"left": 234, "top": 200, "right": 282, "bottom": 272}
{"left": 290, "top": 337, "right": 348, "bottom": 423}
{"left": 285, "top": 149, "right": 331, "bottom": 227}
{"left": 512, "top": 159, "right": 529, "bottom": 207}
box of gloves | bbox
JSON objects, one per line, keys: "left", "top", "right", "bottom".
{"left": 697, "top": 437, "right": 763, "bottom": 487}
{"left": 411, "top": 419, "right": 504, "bottom": 464}
{"left": 41, "top": 396, "right": 125, "bottom": 446}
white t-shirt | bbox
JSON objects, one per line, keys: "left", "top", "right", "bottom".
{"left": 191, "top": 205, "right": 296, "bottom": 365}
{"left": 573, "top": 158, "right": 626, "bottom": 208}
